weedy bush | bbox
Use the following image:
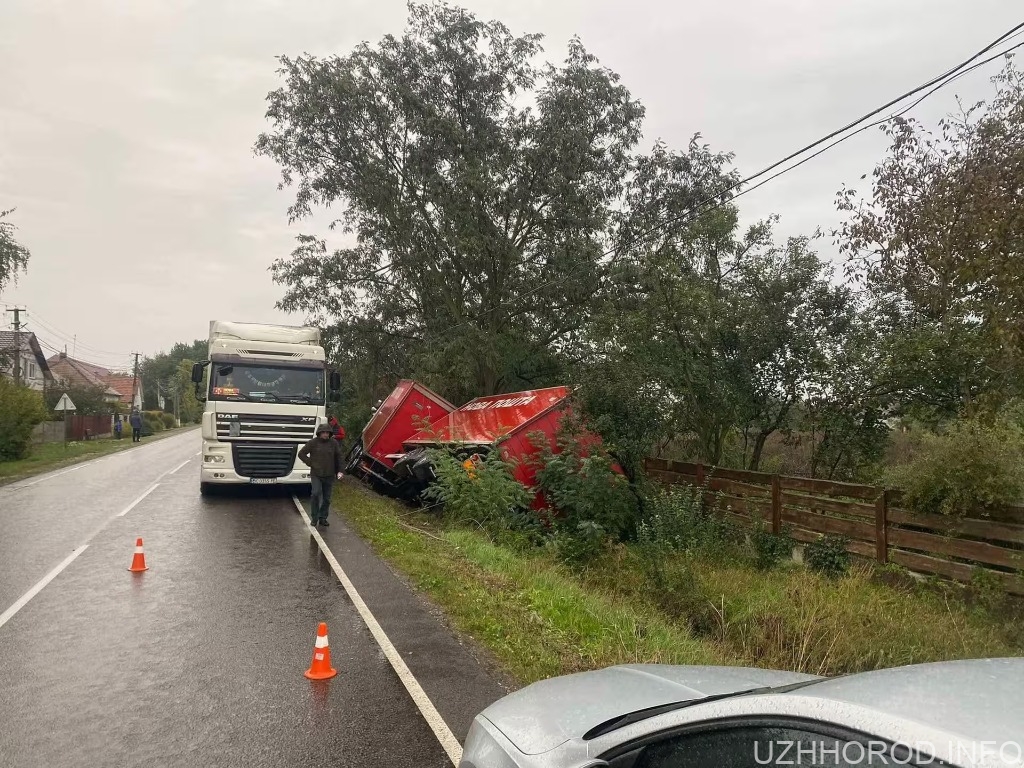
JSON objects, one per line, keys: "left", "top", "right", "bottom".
{"left": 143, "top": 411, "right": 166, "bottom": 433}
{"left": 749, "top": 518, "right": 794, "bottom": 571}
{"left": 638, "top": 484, "right": 741, "bottom": 559}
{"left": 421, "top": 447, "right": 532, "bottom": 531}
{"left": 885, "top": 415, "right": 1024, "bottom": 517}
{"left": 0, "top": 379, "right": 47, "bottom": 460}
{"left": 160, "top": 412, "right": 176, "bottom": 429}
{"left": 551, "top": 520, "right": 608, "bottom": 569}
{"left": 804, "top": 535, "right": 851, "bottom": 578}
{"left": 530, "top": 419, "right": 638, "bottom": 540}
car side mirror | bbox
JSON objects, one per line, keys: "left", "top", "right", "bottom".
{"left": 329, "top": 370, "right": 341, "bottom": 391}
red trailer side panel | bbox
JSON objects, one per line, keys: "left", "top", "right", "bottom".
{"left": 362, "top": 380, "right": 456, "bottom": 469}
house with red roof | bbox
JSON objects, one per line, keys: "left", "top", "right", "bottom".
{"left": 46, "top": 352, "right": 142, "bottom": 411}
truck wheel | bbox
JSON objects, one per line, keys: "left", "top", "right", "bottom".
{"left": 344, "top": 440, "right": 364, "bottom": 474}
{"left": 200, "top": 482, "right": 213, "bottom": 496}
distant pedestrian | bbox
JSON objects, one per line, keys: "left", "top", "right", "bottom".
{"left": 298, "top": 422, "right": 345, "bottom": 527}
{"left": 129, "top": 409, "right": 143, "bottom": 442}
{"left": 114, "top": 414, "right": 123, "bottom": 440}
{"left": 328, "top": 415, "right": 345, "bottom": 442}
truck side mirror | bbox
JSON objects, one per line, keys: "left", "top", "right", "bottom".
{"left": 328, "top": 392, "right": 341, "bottom": 403}
{"left": 330, "top": 370, "right": 341, "bottom": 391}
{"left": 191, "top": 363, "right": 204, "bottom": 383}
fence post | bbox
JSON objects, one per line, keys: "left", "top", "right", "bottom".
{"left": 875, "top": 489, "right": 889, "bottom": 564}
{"left": 771, "top": 475, "right": 782, "bottom": 535}
{"left": 696, "top": 462, "right": 706, "bottom": 509}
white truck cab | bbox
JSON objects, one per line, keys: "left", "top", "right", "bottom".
{"left": 191, "top": 321, "right": 340, "bottom": 494}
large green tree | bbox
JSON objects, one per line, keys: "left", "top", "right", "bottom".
{"left": 140, "top": 339, "right": 205, "bottom": 410}
{"left": 256, "top": 3, "right": 645, "bottom": 403}
{"left": 838, "top": 59, "right": 1024, "bottom": 417}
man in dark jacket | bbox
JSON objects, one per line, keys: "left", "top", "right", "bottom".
{"left": 298, "top": 422, "right": 345, "bottom": 526}
{"left": 129, "top": 409, "right": 143, "bottom": 442}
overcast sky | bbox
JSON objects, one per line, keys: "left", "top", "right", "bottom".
{"left": 1, "top": 0, "right": 1020, "bottom": 369}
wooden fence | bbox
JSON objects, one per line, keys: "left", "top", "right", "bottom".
{"left": 63, "top": 415, "right": 113, "bottom": 442}
{"left": 645, "top": 458, "right": 1024, "bottom": 595}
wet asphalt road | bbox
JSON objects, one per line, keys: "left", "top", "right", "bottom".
{"left": 0, "top": 430, "right": 508, "bottom": 767}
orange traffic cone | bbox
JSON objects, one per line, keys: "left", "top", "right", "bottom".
{"left": 128, "top": 537, "right": 148, "bottom": 572}
{"left": 304, "top": 622, "right": 337, "bottom": 680}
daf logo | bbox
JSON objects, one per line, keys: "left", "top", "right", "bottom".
{"left": 219, "top": 414, "right": 238, "bottom": 419}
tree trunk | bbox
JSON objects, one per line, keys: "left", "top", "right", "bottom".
{"left": 747, "top": 430, "right": 770, "bottom": 471}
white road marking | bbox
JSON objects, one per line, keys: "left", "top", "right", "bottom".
{"left": 290, "top": 495, "right": 462, "bottom": 766}
{"left": 0, "top": 441, "right": 198, "bottom": 632}
{"left": 169, "top": 459, "right": 191, "bottom": 475}
{"left": 15, "top": 463, "right": 85, "bottom": 488}
{"left": 117, "top": 483, "right": 160, "bottom": 517}
{"left": 0, "top": 546, "right": 88, "bottom": 630}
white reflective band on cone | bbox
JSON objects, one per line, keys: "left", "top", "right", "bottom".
{"left": 315, "top": 635, "right": 329, "bottom": 648}
{"left": 134, "top": 547, "right": 144, "bottom": 554}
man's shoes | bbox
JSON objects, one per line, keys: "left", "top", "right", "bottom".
{"left": 320, "top": 519, "right": 329, "bottom": 527}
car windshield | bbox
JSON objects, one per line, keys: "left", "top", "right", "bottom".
{"left": 208, "top": 363, "right": 325, "bottom": 404}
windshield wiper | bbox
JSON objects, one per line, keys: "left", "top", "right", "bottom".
{"left": 583, "top": 679, "right": 824, "bottom": 740}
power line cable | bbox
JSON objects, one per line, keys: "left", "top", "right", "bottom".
{"left": 24, "top": 310, "right": 134, "bottom": 358}
{"left": 422, "top": 24, "right": 1024, "bottom": 341}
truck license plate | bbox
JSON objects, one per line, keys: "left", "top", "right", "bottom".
{"left": 249, "top": 478, "right": 278, "bottom": 484}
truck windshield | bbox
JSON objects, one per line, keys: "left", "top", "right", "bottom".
{"left": 209, "top": 363, "right": 325, "bottom": 404}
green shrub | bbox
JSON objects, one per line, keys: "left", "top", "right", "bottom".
{"left": 885, "top": 415, "right": 1024, "bottom": 517}
{"left": 530, "top": 413, "right": 638, "bottom": 533}
{"left": 638, "top": 484, "right": 740, "bottom": 558}
{"left": 160, "top": 412, "right": 176, "bottom": 429}
{"left": 636, "top": 546, "right": 710, "bottom": 625}
{"left": 804, "top": 535, "right": 851, "bottom": 578}
{"left": 0, "top": 379, "right": 48, "bottom": 460}
{"left": 749, "top": 518, "right": 793, "bottom": 571}
{"left": 421, "top": 447, "right": 532, "bottom": 530}
{"left": 143, "top": 410, "right": 165, "bottom": 433}
{"left": 551, "top": 520, "right": 607, "bottom": 569}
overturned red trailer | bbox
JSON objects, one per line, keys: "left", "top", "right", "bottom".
{"left": 349, "top": 382, "right": 606, "bottom": 507}
{"left": 344, "top": 379, "right": 456, "bottom": 492}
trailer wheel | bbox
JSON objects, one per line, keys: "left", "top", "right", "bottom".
{"left": 344, "top": 439, "right": 364, "bottom": 474}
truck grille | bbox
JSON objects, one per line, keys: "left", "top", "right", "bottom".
{"left": 216, "top": 413, "right": 317, "bottom": 442}
{"left": 232, "top": 442, "right": 297, "bottom": 478}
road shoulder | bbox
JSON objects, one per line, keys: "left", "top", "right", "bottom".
{"left": 302, "top": 484, "right": 513, "bottom": 743}
{"left": 0, "top": 426, "right": 198, "bottom": 487}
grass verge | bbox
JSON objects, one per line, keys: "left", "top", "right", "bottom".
{"left": 338, "top": 483, "right": 1023, "bottom": 687}
{"left": 0, "top": 426, "right": 198, "bottom": 484}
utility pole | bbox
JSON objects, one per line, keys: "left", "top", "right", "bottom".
{"left": 6, "top": 307, "right": 23, "bottom": 386}
{"left": 131, "top": 352, "right": 141, "bottom": 411}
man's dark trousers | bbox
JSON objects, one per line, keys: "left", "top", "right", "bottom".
{"left": 310, "top": 474, "right": 335, "bottom": 523}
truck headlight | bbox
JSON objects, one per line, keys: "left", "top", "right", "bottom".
{"left": 204, "top": 454, "right": 225, "bottom": 463}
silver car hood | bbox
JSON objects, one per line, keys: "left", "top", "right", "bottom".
{"left": 479, "top": 664, "right": 820, "bottom": 755}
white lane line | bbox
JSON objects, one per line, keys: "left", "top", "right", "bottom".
{"left": 169, "top": 459, "right": 191, "bottom": 475}
{"left": 0, "top": 546, "right": 88, "bottom": 630}
{"left": 194, "top": 451, "right": 201, "bottom": 457}
{"left": 15, "top": 463, "right": 85, "bottom": 488}
{"left": 290, "top": 495, "right": 462, "bottom": 766}
{"left": 117, "top": 483, "right": 160, "bottom": 517}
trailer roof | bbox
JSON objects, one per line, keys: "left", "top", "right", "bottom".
{"left": 404, "top": 386, "right": 569, "bottom": 446}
